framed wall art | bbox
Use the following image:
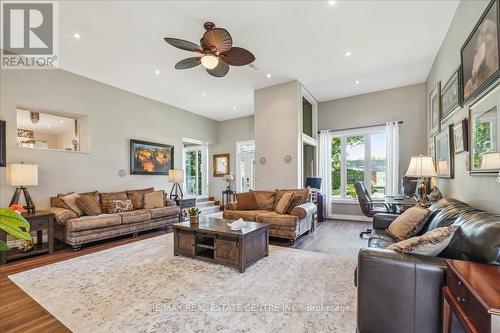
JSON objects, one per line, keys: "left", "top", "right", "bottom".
{"left": 130, "top": 139, "right": 174, "bottom": 175}
{"left": 461, "top": 0, "right": 500, "bottom": 104}
{"left": 453, "top": 119, "right": 468, "bottom": 154}
{"left": 213, "top": 153, "right": 230, "bottom": 177}
{"left": 435, "top": 125, "right": 454, "bottom": 178}
{"left": 429, "top": 81, "right": 441, "bottom": 136}
{"left": 469, "top": 106, "right": 499, "bottom": 173}
{"left": 441, "top": 68, "right": 463, "bottom": 121}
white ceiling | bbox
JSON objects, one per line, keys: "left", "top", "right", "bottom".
{"left": 58, "top": 1, "right": 459, "bottom": 121}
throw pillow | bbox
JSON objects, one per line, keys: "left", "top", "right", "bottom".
{"left": 387, "top": 206, "right": 431, "bottom": 241}
{"left": 285, "top": 195, "right": 303, "bottom": 214}
{"left": 76, "top": 195, "right": 102, "bottom": 216}
{"left": 275, "top": 192, "right": 295, "bottom": 214}
{"left": 236, "top": 192, "right": 258, "bottom": 210}
{"left": 106, "top": 199, "right": 134, "bottom": 214}
{"left": 60, "top": 193, "right": 84, "bottom": 216}
{"left": 253, "top": 191, "right": 276, "bottom": 211}
{"left": 144, "top": 190, "right": 165, "bottom": 209}
{"left": 100, "top": 191, "right": 128, "bottom": 209}
{"left": 387, "top": 225, "right": 459, "bottom": 256}
{"left": 127, "top": 187, "right": 155, "bottom": 209}
{"left": 79, "top": 191, "right": 100, "bottom": 207}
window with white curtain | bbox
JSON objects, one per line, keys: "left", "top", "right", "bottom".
{"left": 331, "top": 126, "right": 387, "bottom": 200}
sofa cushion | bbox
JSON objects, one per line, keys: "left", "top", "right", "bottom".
{"left": 255, "top": 212, "right": 298, "bottom": 227}
{"left": 76, "top": 195, "right": 102, "bottom": 216}
{"left": 127, "top": 187, "right": 154, "bottom": 209}
{"left": 100, "top": 191, "right": 127, "bottom": 208}
{"left": 274, "top": 189, "right": 308, "bottom": 210}
{"left": 119, "top": 209, "right": 151, "bottom": 224}
{"left": 105, "top": 199, "right": 134, "bottom": 214}
{"left": 223, "top": 210, "right": 269, "bottom": 221}
{"left": 144, "top": 190, "right": 164, "bottom": 209}
{"left": 66, "top": 214, "right": 122, "bottom": 232}
{"left": 148, "top": 206, "right": 179, "bottom": 219}
{"left": 253, "top": 191, "right": 276, "bottom": 211}
{"left": 387, "top": 206, "right": 431, "bottom": 241}
{"left": 387, "top": 225, "right": 459, "bottom": 256}
{"left": 236, "top": 192, "right": 258, "bottom": 210}
{"left": 59, "top": 193, "right": 84, "bottom": 217}
{"left": 275, "top": 192, "right": 295, "bottom": 214}
{"left": 79, "top": 191, "right": 100, "bottom": 207}
{"left": 368, "top": 229, "right": 398, "bottom": 248}
{"left": 286, "top": 195, "right": 303, "bottom": 214}
{"left": 47, "top": 207, "right": 78, "bottom": 225}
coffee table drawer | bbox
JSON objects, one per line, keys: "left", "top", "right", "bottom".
{"left": 215, "top": 237, "right": 239, "bottom": 266}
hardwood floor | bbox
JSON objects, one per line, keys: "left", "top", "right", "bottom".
{"left": 0, "top": 220, "right": 369, "bottom": 333}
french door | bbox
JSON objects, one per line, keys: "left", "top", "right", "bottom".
{"left": 236, "top": 141, "right": 255, "bottom": 193}
{"left": 183, "top": 145, "right": 208, "bottom": 197}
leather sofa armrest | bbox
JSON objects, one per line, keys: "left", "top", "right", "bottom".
{"left": 165, "top": 199, "right": 177, "bottom": 207}
{"left": 357, "top": 248, "right": 446, "bottom": 333}
{"left": 372, "top": 213, "right": 399, "bottom": 229}
{"left": 46, "top": 207, "right": 78, "bottom": 225}
{"left": 225, "top": 202, "right": 238, "bottom": 211}
{"left": 290, "top": 202, "right": 317, "bottom": 219}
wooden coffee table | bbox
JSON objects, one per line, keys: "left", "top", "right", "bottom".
{"left": 173, "top": 217, "right": 269, "bottom": 273}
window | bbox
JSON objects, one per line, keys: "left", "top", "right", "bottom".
{"left": 331, "top": 127, "right": 386, "bottom": 200}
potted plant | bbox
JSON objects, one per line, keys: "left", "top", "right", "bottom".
{"left": 0, "top": 206, "right": 32, "bottom": 252}
{"left": 187, "top": 207, "right": 201, "bottom": 224}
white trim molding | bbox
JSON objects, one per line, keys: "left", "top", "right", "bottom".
{"left": 331, "top": 214, "right": 372, "bottom": 222}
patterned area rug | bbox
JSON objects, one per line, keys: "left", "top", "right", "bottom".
{"left": 10, "top": 234, "right": 357, "bottom": 333}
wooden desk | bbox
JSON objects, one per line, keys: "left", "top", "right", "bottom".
{"left": 0, "top": 210, "right": 54, "bottom": 265}
{"left": 442, "top": 259, "right": 500, "bottom": 333}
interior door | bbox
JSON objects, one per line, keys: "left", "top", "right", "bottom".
{"left": 183, "top": 145, "right": 208, "bottom": 196}
{"left": 238, "top": 155, "right": 255, "bottom": 192}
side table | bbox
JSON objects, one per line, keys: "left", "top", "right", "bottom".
{"left": 175, "top": 197, "right": 197, "bottom": 221}
{"left": 221, "top": 189, "right": 236, "bottom": 210}
{"left": 0, "top": 210, "right": 54, "bottom": 265}
{"left": 442, "top": 259, "right": 500, "bottom": 333}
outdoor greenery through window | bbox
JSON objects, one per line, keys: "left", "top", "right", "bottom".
{"left": 331, "top": 129, "right": 387, "bottom": 199}
{"left": 185, "top": 150, "right": 203, "bottom": 196}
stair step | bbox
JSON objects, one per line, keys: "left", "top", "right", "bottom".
{"left": 195, "top": 196, "right": 210, "bottom": 203}
{"left": 196, "top": 200, "right": 216, "bottom": 208}
{"left": 199, "top": 206, "right": 221, "bottom": 215}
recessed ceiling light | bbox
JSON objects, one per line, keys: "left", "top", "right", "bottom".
{"left": 59, "top": 120, "right": 63, "bottom": 124}
{"left": 47, "top": 125, "right": 51, "bottom": 128}
{"left": 232, "top": 106, "right": 237, "bottom": 111}
{"left": 155, "top": 69, "right": 160, "bottom": 75}
{"left": 355, "top": 80, "right": 360, "bottom": 84}
{"left": 202, "top": 92, "right": 206, "bottom": 96}
{"left": 266, "top": 73, "right": 271, "bottom": 78}
{"left": 344, "top": 51, "right": 352, "bottom": 57}
{"left": 328, "top": 0, "right": 336, "bottom": 6}
{"left": 73, "top": 32, "right": 81, "bottom": 39}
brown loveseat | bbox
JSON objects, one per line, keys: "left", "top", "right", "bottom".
{"left": 223, "top": 189, "right": 317, "bottom": 243}
{"left": 47, "top": 188, "right": 179, "bottom": 250}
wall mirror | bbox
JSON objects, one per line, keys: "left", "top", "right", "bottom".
{"left": 16, "top": 108, "right": 90, "bottom": 152}
{"left": 470, "top": 105, "right": 499, "bottom": 173}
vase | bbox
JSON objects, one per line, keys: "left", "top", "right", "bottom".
{"left": 190, "top": 215, "right": 199, "bottom": 224}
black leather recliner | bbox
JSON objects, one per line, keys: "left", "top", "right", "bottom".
{"left": 354, "top": 181, "right": 390, "bottom": 238}
{"left": 356, "top": 198, "right": 500, "bottom": 333}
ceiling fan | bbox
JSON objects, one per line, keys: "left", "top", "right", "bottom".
{"left": 164, "top": 22, "right": 255, "bottom": 78}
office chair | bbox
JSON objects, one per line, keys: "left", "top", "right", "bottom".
{"left": 354, "top": 181, "right": 391, "bottom": 238}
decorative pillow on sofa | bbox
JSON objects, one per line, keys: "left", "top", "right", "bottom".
{"left": 127, "top": 187, "right": 155, "bottom": 209}
{"left": 236, "top": 192, "right": 258, "bottom": 210}
{"left": 100, "top": 191, "right": 128, "bottom": 209}
{"left": 387, "top": 206, "right": 431, "bottom": 241}
{"left": 59, "top": 193, "right": 84, "bottom": 217}
{"left": 252, "top": 191, "right": 276, "bottom": 211}
{"left": 275, "top": 192, "right": 295, "bottom": 214}
{"left": 79, "top": 191, "right": 100, "bottom": 207}
{"left": 105, "top": 199, "right": 134, "bottom": 214}
{"left": 286, "top": 196, "right": 303, "bottom": 214}
{"left": 144, "top": 190, "right": 165, "bottom": 209}
{"left": 274, "top": 189, "right": 308, "bottom": 210}
{"left": 386, "top": 225, "right": 459, "bottom": 256}
{"left": 76, "top": 195, "right": 102, "bottom": 216}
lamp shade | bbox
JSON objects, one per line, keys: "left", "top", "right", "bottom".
{"left": 480, "top": 152, "right": 500, "bottom": 169}
{"left": 7, "top": 163, "right": 38, "bottom": 186}
{"left": 168, "top": 169, "right": 184, "bottom": 182}
{"left": 405, "top": 155, "right": 437, "bottom": 177}
{"left": 223, "top": 173, "right": 234, "bottom": 181}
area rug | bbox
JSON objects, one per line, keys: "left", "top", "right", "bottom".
{"left": 9, "top": 234, "right": 357, "bottom": 333}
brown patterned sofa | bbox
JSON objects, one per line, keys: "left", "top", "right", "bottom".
{"left": 47, "top": 188, "right": 179, "bottom": 250}
{"left": 223, "top": 189, "right": 317, "bottom": 244}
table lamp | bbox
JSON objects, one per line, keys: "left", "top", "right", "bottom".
{"left": 405, "top": 155, "right": 437, "bottom": 205}
{"left": 7, "top": 163, "right": 38, "bottom": 213}
{"left": 223, "top": 173, "right": 234, "bottom": 190}
{"left": 168, "top": 169, "right": 184, "bottom": 200}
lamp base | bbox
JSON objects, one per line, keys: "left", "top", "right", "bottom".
{"left": 417, "top": 178, "right": 428, "bottom": 206}
{"left": 169, "top": 182, "right": 184, "bottom": 201}
{"left": 10, "top": 186, "right": 36, "bottom": 213}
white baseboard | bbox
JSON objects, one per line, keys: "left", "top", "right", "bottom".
{"left": 331, "top": 214, "right": 371, "bottom": 222}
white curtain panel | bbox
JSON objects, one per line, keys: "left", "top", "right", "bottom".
{"left": 385, "top": 122, "right": 400, "bottom": 196}
{"left": 318, "top": 130, "right": 332, "bottom": 218}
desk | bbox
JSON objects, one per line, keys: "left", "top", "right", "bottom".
{"left": 384, "top": 196, "right": 422, "bottom": 213}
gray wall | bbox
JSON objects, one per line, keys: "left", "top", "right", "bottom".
{"left": 426, "top": 0, "right": 500, "bottom": 213}
{"left": 209, "top": 116, "right": 254, "bottom": 202}
{"left": 318, "top": 83, "right": 427, "bottom": 217}
{"left": 0, "top": 69, "right": 218, "bottom": 209}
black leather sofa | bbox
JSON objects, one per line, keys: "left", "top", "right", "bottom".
{"left": 356, "top": 198, "right": 500, "bottom": 333}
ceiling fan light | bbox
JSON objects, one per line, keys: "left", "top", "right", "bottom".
{"left": 201, "top": 54, "right": 219, "bottom": 69}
